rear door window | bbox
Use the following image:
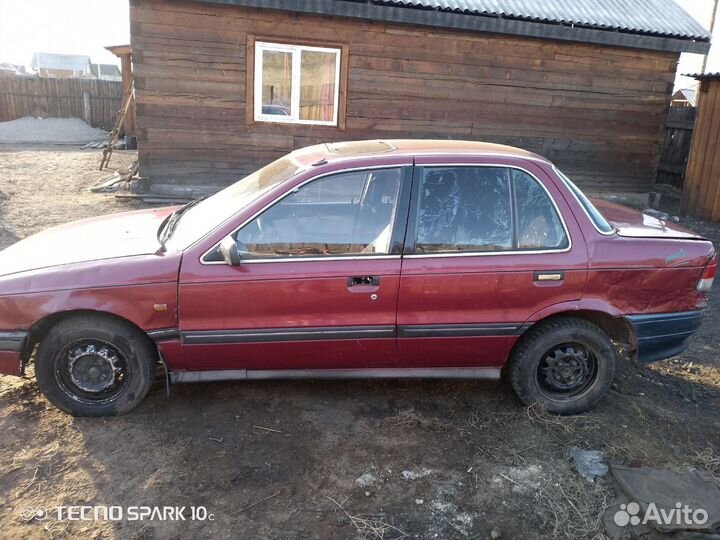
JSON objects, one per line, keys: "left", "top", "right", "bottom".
{"left": 413, "top": 166, "right": 568, "bottom": 254}
{"left": 415, "top": 167, "right": 512, "bottom": 253}
{"left": 512, "top": 169, "right": 569, "bottom": 250}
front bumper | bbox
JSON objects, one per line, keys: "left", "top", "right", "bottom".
{"left": 626, "top": 310, "right": 704, "bottom": 364}
{"left": 0, "top": 331, "right": 28, "bottom": 376}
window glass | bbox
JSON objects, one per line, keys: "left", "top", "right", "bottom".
{"left": 260, "top": 49, "right": 292, "bottom": 115}
{"left": 513, "top": 170, "right": 568, "bottom": 250}
{"left": 170, "top": 154, "right": 302, "bottom": 250}
{"left": 235, "top": 168, "right": 402, "bottom": 258}
{"left": 554, "top": 167, "right": 614, "bottom": 234}
{"left": 299, "top": 50, "right": 337, "bottom": 123}
{"left": 255, "top": 42, "right": 340, "bottom": 126}
{"left": 416, "top": 167, "right": 513, "bottom": 253}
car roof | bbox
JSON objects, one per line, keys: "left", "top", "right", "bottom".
{"left": 291, "top": 139, "right": 549, "bottom": 165}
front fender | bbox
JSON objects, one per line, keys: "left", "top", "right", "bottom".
{"left": 0, "top": 282, "right": 179, "bottom": 333}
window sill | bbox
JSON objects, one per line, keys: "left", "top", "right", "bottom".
{"left": 253, "top": 116, "right": 339, "bottom": 128}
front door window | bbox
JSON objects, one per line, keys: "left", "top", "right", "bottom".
{"left": 235, "top": 168, "right": 403, "bottom": 258}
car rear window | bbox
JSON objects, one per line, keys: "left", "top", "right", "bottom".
{"left": 554, "top": 168, "right": 614, "bottom": 234}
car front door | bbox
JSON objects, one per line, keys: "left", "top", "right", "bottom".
{"left": 177, "top": 165, "right": 412, "bottom": 372}
{"left": 397, "top": 159, "right": 588, "bottom": 368}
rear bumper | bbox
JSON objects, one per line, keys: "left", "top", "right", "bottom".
{"left": 626, "top": 310, "right": 704, "bottom": 364}
{"left": 0, "top": 331, "right": 27, "bottom": 376}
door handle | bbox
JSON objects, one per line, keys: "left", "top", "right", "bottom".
{"left": 534, "top": 271, "right": 565, "bottom": 282}
{"left": 347, "top": 276, "right": 380, "bottom": 286}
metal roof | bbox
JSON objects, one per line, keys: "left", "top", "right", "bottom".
{"left": 381, "top": 0, "right": 710, "bottom": 40}
{"left": 687, "top": 72, "right": 720, "bottom": 81}
{"left": 90, "top": 63, "right": 122, "bottom": 78}
{"left": 195, "top": 0, "right": 711, "bottom": 53}
{"left": 31, "top": 53, "right": 91, "bottom": 73}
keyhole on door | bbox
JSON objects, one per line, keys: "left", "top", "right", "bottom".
{"left": 370, "top": 294, "right": 378, "bottom": 301}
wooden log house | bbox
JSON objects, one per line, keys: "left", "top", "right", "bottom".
{"left": 129, "top": 0, "right": 711, "bottom": 196}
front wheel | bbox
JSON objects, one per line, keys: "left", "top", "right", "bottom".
{"left": 35, "top": 315, "right": 156, "bottom": 416}
{"left": 507, "top": 317, "right": 617, "bottom": 415}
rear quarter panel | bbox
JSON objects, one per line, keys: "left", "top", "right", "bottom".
{"left": 584, "top": 235, "right": 713, "bottom": 314}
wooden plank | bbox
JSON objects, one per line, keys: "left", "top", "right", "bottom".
{"left": 348, "top": 55, "right": 668, "bottom": 95}
{"left": 245, "top": 34, "right": 255, "bottom": 127}
{"left": 135, "top": 90, "right": 243, "bottom": 109}
{"left": 684, "top": 82, "right": 718, "bottom": 214}
{"left": 700, "top": 86, "right": 720, "bottom": 219}
{"left": 136, "top": 75, "right": 244, "bottom": 96}
{"left": 134, "top": 63, "right": 244, "bottom": 83}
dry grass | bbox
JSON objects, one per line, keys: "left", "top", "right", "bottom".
{"left": 525, "top": 403, "right": 601, "bottom": 433}
{"left": 692, "top": 447, "right": 720, "bottom": 483}
{"left": 381, "top": 409, "right": 451, "bottom": 432}
{"left": 466, "top": 409, "right": 520, "bottom": 431}
{"left": 534, "top": 462, "right": 611, "bottom": 540}
{"left": 326, "top": 496, "right": 408, "bottom": 540}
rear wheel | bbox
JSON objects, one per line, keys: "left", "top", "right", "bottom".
{"left": 35, "top": 315, "right": 156, "bottom": 416}
{"left": 507, "top": 317, "right": 616, "bottom": 415}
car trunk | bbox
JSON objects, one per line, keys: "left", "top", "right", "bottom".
{"left": 590, "top": 199, "right": 707, "bottom": 241}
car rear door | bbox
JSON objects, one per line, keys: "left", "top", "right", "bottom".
{"left": 176, "top": 164, "right": 413, "bottom": 372}
{"left": 397, "top": 157, "right": 588, "bottom": 368}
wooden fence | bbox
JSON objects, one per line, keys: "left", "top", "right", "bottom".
{"left": 656, "top": 105, "right": 696, "bottom": 189}
{"left": 0, "top": 76, "right": 123, "bottom": 130}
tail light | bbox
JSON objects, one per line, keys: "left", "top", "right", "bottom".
{"left": 697, "top": 255, "right": 717, "bottom": 292}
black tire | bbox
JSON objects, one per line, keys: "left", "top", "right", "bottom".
{"left": 35, "top": 314, "right": 156, "bottom": 417}
{"left": 507, "top": 317, "right": 616, "bottom": 415}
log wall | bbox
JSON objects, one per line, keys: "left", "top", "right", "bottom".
{"left": 131, "top": 0, "right": 679, "bottom": 195}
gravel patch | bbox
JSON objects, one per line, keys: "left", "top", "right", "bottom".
{"left": 0, "top": 116, "right": 108, "bottom": 144}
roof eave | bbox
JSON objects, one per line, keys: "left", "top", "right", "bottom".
{"left": 687, "top": 72, "right": 720, "bottom": 81}
{"left": 191, "top": 0, "right": 711, "bottom": 54}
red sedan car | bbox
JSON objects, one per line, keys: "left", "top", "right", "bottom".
{"left": 0, "top": 140, "right": 715, "bottom": 416}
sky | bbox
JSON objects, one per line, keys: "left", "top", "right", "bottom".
{"left": 0, "top": 0, "right": 718, "bottom": 88}
{"left": 0, "top": 0, "right": 130, "bottom": 67}
{"left": 675, "top": 0, "right": 720, "bottom": 90}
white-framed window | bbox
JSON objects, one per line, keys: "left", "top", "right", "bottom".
{"left": 254, "top": 41, "right": 341, "bottom": 126}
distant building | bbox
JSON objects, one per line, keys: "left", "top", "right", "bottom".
{"left": 31, "top": 52, "right": 92, "bottom": 78}
{"left": 671, "top": 87, "right": 698, "bottom": 107}
{"left": 90, "top": 63, "right": 122, "bottom": 81}
{"left": 0, "top": 63, "right": 26, "bottom": 77}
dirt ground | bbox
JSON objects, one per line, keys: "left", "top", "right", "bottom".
{"left": 0, "top": 145, "right": 719, "bottom": 540}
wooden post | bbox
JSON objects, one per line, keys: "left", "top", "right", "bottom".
{"left": 700, "top": 0, "right": 718, "bottom": 74}
{"left": 83, "top": 91, "right": 92, "bottom": 126}
{"left": 104, "top": 45, "right": 135, "bottom": 139}
{"left": 119, "top": 53, "right": 135, "bottom": 137}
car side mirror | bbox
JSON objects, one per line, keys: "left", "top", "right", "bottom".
{"left": 219, "top": 236, "right": 242, "bottom": 266}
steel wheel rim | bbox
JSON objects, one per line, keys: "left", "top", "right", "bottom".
{"left": 536, "top": 342, "right": 598, "bottom": 401}
{"left": 54, "top": 339, "right": 131, "bottom": 404}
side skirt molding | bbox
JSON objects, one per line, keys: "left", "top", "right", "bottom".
{"left": 170, "top": 367, "right": 502, "bottom": 384}
{"left": 0, "top": 331, "right": 28, "bottom": 352}
{"left": 148, "top": 323, "right": 529, "bottom": 345}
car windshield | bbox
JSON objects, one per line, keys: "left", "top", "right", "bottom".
{"left": 165, "top": 155, "right": 305, "bottom": 250}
